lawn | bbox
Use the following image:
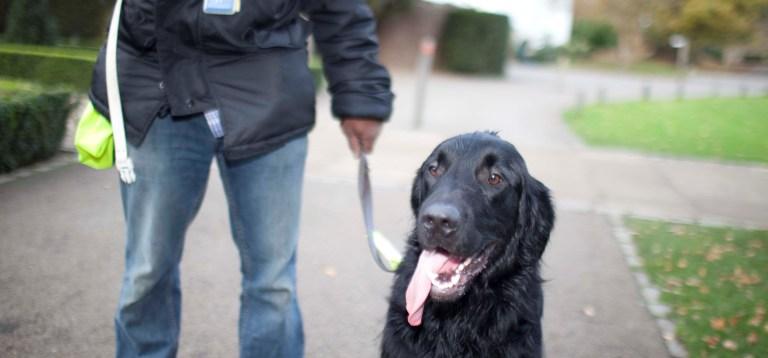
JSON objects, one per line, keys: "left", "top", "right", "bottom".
{"left": 572, "top": 59, "right": 684, "bottom": 77}
{"left": 0, "top": 43, "right": 98, "bottom": 61}
{"left": 628, "top": 218, "right": 768, "bottom": 357}
{"left": 0, "top": 78, "right": 41, "bottom": 97}
{"left": 565, "top": 97, "right": 768, "bottom": 164}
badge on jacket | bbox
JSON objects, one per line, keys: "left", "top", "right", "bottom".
{"left": 203, "top": 0, "right": 240, "bottom": 15}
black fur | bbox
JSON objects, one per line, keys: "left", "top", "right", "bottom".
{"left": 382, "top": 132, "right": 555, "bottom": 358}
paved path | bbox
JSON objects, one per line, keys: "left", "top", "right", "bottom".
{"left": 1, "top": 66, "right": 767, "bottom": 357}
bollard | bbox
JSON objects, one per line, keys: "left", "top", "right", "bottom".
{"left": 739, "top": 84, "right": 748, "bottom": 98}
{"left": 597, "top": 87, "right": 606, "bottom": 104}
{"left": 642, "top": 83, "right": 651, "bottom": 101}
{"left": 675, "top": 81, "right": 685, "bottom": 101}
{"left": 575, "top": 90, "right": 586, "bottom": 114}
{"left": 413, "top": 37, "right": 436, "bottom": 129}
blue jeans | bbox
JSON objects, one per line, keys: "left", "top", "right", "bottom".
{"left": 116, "top": 114, "right": 307, "bottom": 358}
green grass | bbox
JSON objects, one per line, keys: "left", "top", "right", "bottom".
{"left": 572, "top": 59, "right": 683, "bottom": 76}
{"left": 0, "top": 78, "right": 39, "bottom": 91}
{"left": 565, "top": 97, "right": 768, "bottom": 164}
{"left": 0, "top": 78, "right": 42, "bottom": 98}
{"left": 628, "top": 219, "right": 768, "bottom": 357}
{"left": 0, "top": 43, "right": 98, "bottom": 61}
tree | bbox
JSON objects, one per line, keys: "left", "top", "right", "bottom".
{"left": 570, "top": 19, "right": 618, "bottom": 56}
{"left": 367, "top": 0, "right": 414, "bottom": 20}
{"left": 651, "top": 0, "right": 768, "bottom": 48}
{"left": 4, "top": 0, "right": 58, "bottom": 44}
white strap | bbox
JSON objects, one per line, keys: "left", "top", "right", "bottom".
{"left": 106, "top": 0, "right": 135, "bottom": 183}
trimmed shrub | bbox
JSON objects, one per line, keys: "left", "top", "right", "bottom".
{"left": 530, "top": 45, "right": 562, "bottom": 63}
{"left": 570, "top": 19, "right": 618, "bottom": 56}
{"left": 4, "top": 0, "right": 58, "bottom": 45}
{"left": 438, "top": 9, "right": 510, "bottom": 75}
{"left": 0, "top": 88, "right": 73, "bottom": 173}
{"left": 0, "top": 52, "right": 94, "bottom": 91}
{"left": 49, "top": 0, "right": 110, "bottom": 43}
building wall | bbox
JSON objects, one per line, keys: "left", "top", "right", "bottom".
{"left": 572, "top": 0, "right": 652, "bottom": 63}
{"left": 376, "top": 1, "right": 452, "bottom": 69}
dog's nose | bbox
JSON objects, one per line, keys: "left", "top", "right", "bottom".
{"left": 420, "top": 203, "right": 460, "bottom": 237}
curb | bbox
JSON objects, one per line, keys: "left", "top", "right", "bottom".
{"left": 608, "top": 214, "right": 688, "bottom": 358}
{"left": 0, "top": 152, "right": 77, "bottom": 186}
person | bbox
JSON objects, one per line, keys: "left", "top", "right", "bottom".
{"left": 87, "top": 1, "right": 393, "bottom": 357}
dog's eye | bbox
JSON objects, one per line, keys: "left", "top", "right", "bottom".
{"left": 488, "top": 173, "right": 503, "bottom": 186}
{"left": 428, "top": 164, "right": 440, "bottom": 177}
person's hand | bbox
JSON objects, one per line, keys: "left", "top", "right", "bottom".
{"left": 340, "top": 118, "right": 383, "bottom": 158}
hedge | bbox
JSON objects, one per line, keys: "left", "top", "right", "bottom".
{"left": 0, "top": 49, "right": 324, "bottom": 94}
{"left": 0, "top": 51, "right": 94, "bottom": 92}
{"left": 438, "top": 9, "right": 510, "bottom": 75}
{"left": 0, "top": 88, "right": 73, "bottom": 173}
{"left": 570, "top": 19, "right": 618, "bottom": 57}
{"left": 4, "top": 0, "right": 58, "bottom": 45}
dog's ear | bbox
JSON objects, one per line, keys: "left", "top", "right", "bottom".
{"left": 410, "top": 165, "right": 428, "bottom": 216}
{"left": 515, "top": 175, "right": 555, "bottom": 266}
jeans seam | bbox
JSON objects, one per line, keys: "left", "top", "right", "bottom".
{"left": 217, "top": 154, "right": 252, "bottom": 275}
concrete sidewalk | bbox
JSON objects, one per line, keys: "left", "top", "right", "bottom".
{"left": 1, "top": 67, "right": 766, "bottom": 357}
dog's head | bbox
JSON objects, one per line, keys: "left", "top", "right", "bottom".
{"left": 408, "top": 132, "right": 554, "bottom": 302}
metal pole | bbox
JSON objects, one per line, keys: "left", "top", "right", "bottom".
{"left": 676, "top": 80, "right": 685, "bottom": 101}
{"left": 642, "top": 83, "right": 651, "bottom": 101}
{"left": 739, "top": 84, "right": 748, "bottom": 98}
{"left": 597, "top": 87, "right": 606, "bottom": 104}
{"left": 413, "top": 37, "right": 436, "bottom": 129}
{"left": 576, "top": 90, "right": 586, "bottom": 114}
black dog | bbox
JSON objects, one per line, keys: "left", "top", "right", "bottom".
{"left": 381, "top": 132, "right": 554, "bottom": 358}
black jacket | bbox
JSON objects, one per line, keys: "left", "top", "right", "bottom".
{"left": 89, "top": 0, "right": 393, "bottom": 160}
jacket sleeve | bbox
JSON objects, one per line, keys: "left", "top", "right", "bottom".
{"left": 306, "top": 0, "right": 394, "bottom": 121}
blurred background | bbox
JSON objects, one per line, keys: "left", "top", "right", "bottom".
{"left": 1, "top": 0, "right": 767, "bottom": 357}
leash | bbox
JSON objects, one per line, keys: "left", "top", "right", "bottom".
{"left": 358, "top": 153, "right": 403, "bottom": 272}
{"left": 106, "top": 0, "right": 135, "bottom": 183}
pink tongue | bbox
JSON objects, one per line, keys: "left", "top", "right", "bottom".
{"left": 405, "top": 250, "right": 459, "bottom": 326}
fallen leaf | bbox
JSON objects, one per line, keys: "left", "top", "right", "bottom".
{"left": 722, "top": 339, "right": 738, "bottom": 351}
{"left": 582, "top": 305, "right": 596, "bottom": 317}
{"left": 747, "top": 332, "right": 758, "bottom": 345}
{"left": 750, "top": 307, "right": 765, "bottom": 326}
{"left": 748, "top": 240, "right": 763, "bottom": 249}
{"left": 652, "top": 244, "right": 662, "bottom": 255}
{"left": 705, "top": 245, "right": 723, "bottom": 262}
{"left": 698, "top": 267, "right": 708, "bottom": 277}
{"left": 711, "top": 317, "right": 727, "bottom": 331}
{"left": 685, "top": 277, "right": 701, "bottom": 287}
{"left": 699, "top": 285, "right": 710, "bottom": 294}
{"left": 704, "top": 336, "right": 720, "bottom": 348}
{"left": 677, "top": 258, "right": 688, "bottom": 269}
{"left": 729, "top": 316, "right": 740, "bottom": 326}
{"left": 692, "top": 314, "right": 701, "bottom": 321}
{"left": 753, "top": 315, "right": 765, "bottom": 326}
{"left": 724, "top": 233, "right": 734, "bottom": 241}
{"left": 731, "top": 266, "right": 761, "bottom": 287}
{"left": 670, "top": 225, "right": 687, "bottom": 236}
{"left": 322, "top": 266, "right": 337, "bottom": 278}
{"left": 666, "top": 277, "right": 683, "bottom": 288}
{"left": 676, "top": 307, "right": 688, "bottom": 316}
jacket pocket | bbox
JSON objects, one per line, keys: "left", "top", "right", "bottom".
{"left": 200, "top": 3, "right": 308, "bottom": 53}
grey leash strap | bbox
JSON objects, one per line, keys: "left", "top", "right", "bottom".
{"left": 358, "top": 154, "right": 396, "bottom": 272}
{"left": 107, "top": 0, "right": 135, "bottom": 184}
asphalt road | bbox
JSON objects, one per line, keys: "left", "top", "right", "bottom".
{"left": 2, "top": 64, "right": 766, "bottom": 357}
